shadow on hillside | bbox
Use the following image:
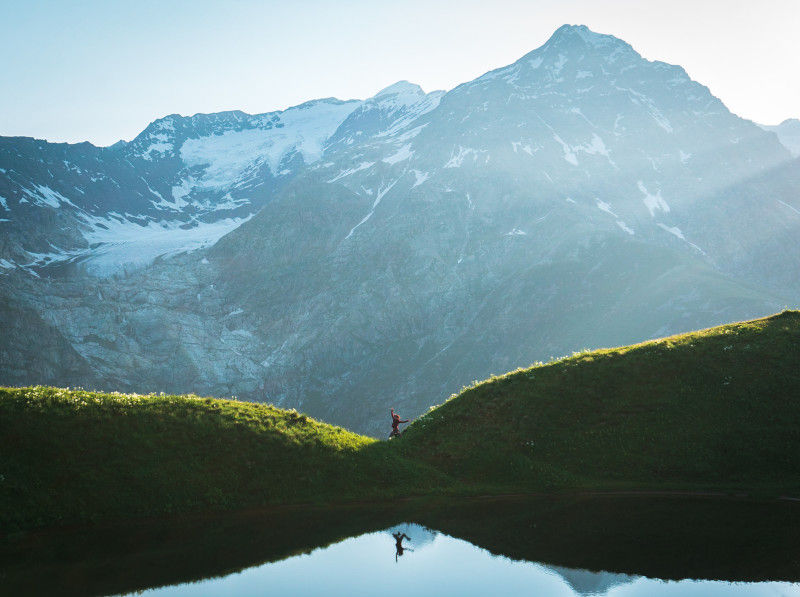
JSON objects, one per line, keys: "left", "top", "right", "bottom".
{"left": 3, "top": 495, "right": 800, "bottom": 596}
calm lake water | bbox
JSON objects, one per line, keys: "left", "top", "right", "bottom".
{"left": 124, "top": 522, "right": 800, "bottom": 597}
{"left": 4, "top": 496, "right": 800, "bottom": 596}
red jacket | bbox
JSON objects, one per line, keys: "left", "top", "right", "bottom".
{"left": 391, "top": 409, "right": 408, "bottom": 429}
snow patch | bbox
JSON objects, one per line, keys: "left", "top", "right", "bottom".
{"left": 170, "top": 178, "right": 194, "bottom": 208}
{"left": 139, "top": 133, "right": 173, "bottom": 160}
{"left": 195, "top": 192, "right": 250, "bottom": 211}
{"left": 411, "top": 170, "right": 429, "bottom": 187}
{"left": 657, "top": 223, "right": 705, "bottom": 253}
{"left": 574, "top": 133, "right": 610, "bottom": 159}
{"left": 551, "top": 54, "right": 568, "bottom": 76}
{"left": 444, "top": 146, "right": 485, "bottom": 168}
{"left": 179, "top": 100, "right": 360, "bottom": 193}
{"left": 78, "top": 215, "right": 254, "bottom": 276}
{"left": 617, "top": 86, "right": 673, "bottom": 133}
{"left": 553, "top": 135, "right": 578, "bottom": 165}
{"left": 328, "top": 161, "right": 375, "bottom": 182}
{"left": 777, "top": 199, "right": 800, "bottom": 216}
{"left": 344, "top": 179, "right": 398, "bottom": 240}
{"left": 638, "top": 181, "right": 670, "bottom": 217}
{"left": 392, "top": 124, "right": 428, "bottom": 142}
{"left": 658, "top": 223, "right": 684, "bottom": 239}
{"left": 23, "top": 185, "right": 76, "bottom": 209}
{"left": 616, "top": 220, "right": 635, "bottom": 235}
{"left": 375, "top": 93, "right": 442, "bottom": 138}
{"left": 552, "top": 132, "right": 612, "bottom": 166}
{"left": 383, "top": 144, "right": 413, "bottom": 165}
{"left": 511, "top": 141, "right": 536, "bottom": 156}
{"left": 595, "top": 199, "right": 618, "bottom": 217}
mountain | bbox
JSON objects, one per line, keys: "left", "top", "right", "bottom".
{"left": 760, "top": 118, "right": 800, "bottom": 157}
{"left": 1, "top": 25, "right": 799, "bottom": 433}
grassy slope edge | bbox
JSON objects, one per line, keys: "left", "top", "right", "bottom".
{"left": 399, "top": 310, "right": 800, "bottom": 494}
{"left": 0, "top": 389, "right": 446, "bottom": 531}
{"left": 2, "top": 310, "right": 799, "bottom": 531}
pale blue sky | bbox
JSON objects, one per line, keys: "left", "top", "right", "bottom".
{"left": 1, "top": 0, "right": 798, "bottom": 145}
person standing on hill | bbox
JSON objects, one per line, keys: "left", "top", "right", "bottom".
{"left": 389, "top": 408, "right": 408, "bottom": 438}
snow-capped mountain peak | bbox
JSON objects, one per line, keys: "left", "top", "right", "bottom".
{"left": 369, "top": 80, "right": 441, "bottom": 117}
{"left": 513, "top": 23, "right": 637, "bottom": 73}
{"left": 374, "top": 80, "right": 425, "bottom": 99}
{"left": 546, "top": 24, "right": 625, "bottom": 49}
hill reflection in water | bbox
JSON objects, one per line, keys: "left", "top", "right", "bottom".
{"left": 125, "top": 525, "right": 797, "bottom": 597}
{"left": 3, "top": 495, "right": 800, "bottom": 596}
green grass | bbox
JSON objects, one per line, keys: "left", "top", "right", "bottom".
{"left": 2, "top": 310, "right": 800, "bottom": 532}
{"left": 0, "top": 388, "right": 448, "bottom": 531}
{"left": 398, "top": 309, "right": 800, "bottom": 494}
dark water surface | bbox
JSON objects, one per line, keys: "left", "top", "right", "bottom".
{"left": 3, "top": 495, "right": 800, "bottom": 596}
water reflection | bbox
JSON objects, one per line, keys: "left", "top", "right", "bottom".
{"left": 546, "top": 565, "right": 638, "bottom": 596}
{"left": 388, "top": 523, "right": 435, "bottom": 562}
{"left": 122, "top": 523, "right": 799, "bottom": 597}
{"left": 392, "top": 531, "right": 411, "bottom": 561}
{"left": 3, "top": 496, "right": 800, "bottom": 596}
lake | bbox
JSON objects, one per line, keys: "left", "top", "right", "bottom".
{"left": 3, "top": 495, "right": 800, "bottom": 596}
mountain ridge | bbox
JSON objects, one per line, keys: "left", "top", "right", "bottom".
{"left": 1, "top": 24, "right": 798, "bottom": 433}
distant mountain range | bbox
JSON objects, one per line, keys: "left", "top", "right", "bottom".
{"left": 760, "top": 118, "right": 800, "bottom": 156}
{"left": 1, "top": 24, "right": 798, "bottom": 433}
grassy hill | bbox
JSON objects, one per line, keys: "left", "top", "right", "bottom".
{"left": 398, "top": 310, "right": 800, "bottom": 494}
{"left": 2, "top": 310, "right": 799, "bottom": 532}
{"left": 0, "top": 388, "right": 446, "bottom": 531}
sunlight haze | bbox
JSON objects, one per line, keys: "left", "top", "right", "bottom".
{"left": 1, "top": 0, "right": 798, "bottom": 145}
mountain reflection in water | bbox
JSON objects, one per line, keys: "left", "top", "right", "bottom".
{"left": 125, "top": 523, "right": 798, "bottom": 597}
{"left": 3, "top": 496, "right": 800, "bottom": 596}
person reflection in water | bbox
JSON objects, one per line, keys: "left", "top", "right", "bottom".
{"left": 392, "top": 532, "right": 412, "bottom": 562}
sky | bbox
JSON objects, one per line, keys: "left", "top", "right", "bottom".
{"left": 1, "top": 0, "right": 798, "bottom": 146}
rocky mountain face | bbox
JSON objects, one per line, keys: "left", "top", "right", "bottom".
{"left": 2, "top": 25, "right": 798, "bottom": 434}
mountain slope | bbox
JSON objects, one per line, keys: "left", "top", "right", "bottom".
{"left": 399, "top": 310, "right": 800, "bottom": 493}
{"left": 760, "top": 118, "right": 800, "bottom": 156}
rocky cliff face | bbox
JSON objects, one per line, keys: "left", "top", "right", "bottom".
{"left": 2, "top": 25, "right": 798, "bottom": 434}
